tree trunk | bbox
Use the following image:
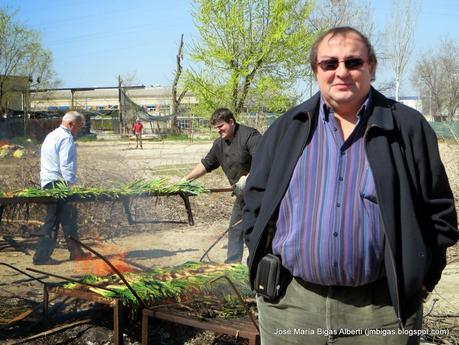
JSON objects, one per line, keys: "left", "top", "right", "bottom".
{"left": 171, "top": 34, "right": 185, "bottom": 114}
{"left": 171, "top": 34, "right": 185, "bottom": 134}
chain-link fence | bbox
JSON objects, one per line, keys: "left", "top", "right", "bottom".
{"left": 429, "top": 121, "right": 459, "bottom": 143}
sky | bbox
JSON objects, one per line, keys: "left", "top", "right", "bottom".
{"left": 2, "top": 0, "right": 458, "bottom": 97}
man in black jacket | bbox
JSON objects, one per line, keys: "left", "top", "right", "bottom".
{"left": 243, "top": 26, "right": 458, "bottom": 345}
{"left": 185, "top": 108, "right": 261, "bottom": 263}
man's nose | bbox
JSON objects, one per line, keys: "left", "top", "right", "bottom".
{"left": 335, "top": 62, "right": 351, "bottom": 76}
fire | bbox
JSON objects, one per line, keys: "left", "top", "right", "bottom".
{"left": 75, "top": 243, "right": 139, "bottom": 276}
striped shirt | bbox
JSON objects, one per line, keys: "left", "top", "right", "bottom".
{"left": 272, "top": 94, "right": 384, "bottom": 286}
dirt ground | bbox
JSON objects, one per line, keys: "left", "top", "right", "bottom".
{"left": 0, "top": 139, "right": 458, "bottom": 344}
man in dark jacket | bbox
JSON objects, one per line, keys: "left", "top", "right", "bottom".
{"left": 243, "top": 26, "right": 458, "bottom": 345}
{"left": 185, "top": 108, "right": 261, "bottom": 263}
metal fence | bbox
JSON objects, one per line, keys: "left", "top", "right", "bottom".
{"left": 0, "top": 116, "right": 91, "bottom": 141}
{"left": 428, "top": 122, "right": 459, "bottom": 142}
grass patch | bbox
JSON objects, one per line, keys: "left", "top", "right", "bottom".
{"left": 76, "top": 134, "right": 98, "bottom": 142}
{"left": 160, "top": 132, "right": 218, "bottom": 141}
{"left": 160, "top": 133, "right": 190, "bottom": 141}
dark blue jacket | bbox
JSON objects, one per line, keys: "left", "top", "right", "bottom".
{"left": 243, "top": 88, "right": 458, "bottom": 325}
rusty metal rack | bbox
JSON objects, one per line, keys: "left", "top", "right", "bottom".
{"left": 141, "top": 307, "right": 260, "bottom": 345}
{"left": 0, "top": 191, "right": 195, "bottom": 226}
{"left": 42, "top": 286, "right": 260, "bottom": 345}
{"left": 43, "top": 284, "right": 126, "bottom": 345}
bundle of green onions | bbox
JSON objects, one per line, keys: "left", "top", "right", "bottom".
{"left": 1, "top": 178, "right": 208, "bottom": 200}
{"left": 63, "top": 262, "right": 253, "bottom": 311}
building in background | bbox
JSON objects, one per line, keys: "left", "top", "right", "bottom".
{"left": 0, "top": 75, "right": 30, "bottom": 114}
{"left": 30, "top": 86, "right": 196, "bottom": 115}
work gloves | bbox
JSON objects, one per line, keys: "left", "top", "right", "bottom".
{"left": 233, "top": 175, "right": 247, "bottom": 197}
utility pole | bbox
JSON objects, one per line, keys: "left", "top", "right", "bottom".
{"left": 71, "top": 90, "right": 75, "bottom": 109}
{"left": 118, "top": 75, "right": 123, "bottom": 135}
{"left": 23, "top": 77, "right": 31, "bottom": 138}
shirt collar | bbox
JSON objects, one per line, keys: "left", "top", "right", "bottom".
{"left": 59, "top": 125, "right": 72, "bottom": 135}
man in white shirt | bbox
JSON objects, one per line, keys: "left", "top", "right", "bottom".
{"left": 34, "top": 111, "right": 91, "bottom": 265}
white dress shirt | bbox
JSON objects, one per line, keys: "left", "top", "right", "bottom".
{"left": 40, "top": 125, "right": 77, "bottom": 187}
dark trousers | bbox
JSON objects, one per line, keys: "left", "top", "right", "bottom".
{"left": 226, "top": 195, "right": 245, "bottom": 263}
{"left": 34, "top": 182, "right": 80, "bottom": 261}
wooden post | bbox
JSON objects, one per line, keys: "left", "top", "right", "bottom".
{"left": 122, "top": 198, "right": 134, "bottom": 225}
{"left": 70, "top": 89, "right": 75, "bottom": 110}
{"left": 141, "top": 309, "right": 149, "bottom": 345}
{"left": 43, "top": 284, "right": 49, "bottom": 320}
{"left": 113, "top": 299, "right": 123, "bottom": 345}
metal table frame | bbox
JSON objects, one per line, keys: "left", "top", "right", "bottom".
{"left": 0, "top": 191, "right": 195, "bottom": 226}
{"left": 43, "top": 285, "right": 125, "bottom": 345}
{"left": 141, "top": 307, "right": 259, "bottom": 345}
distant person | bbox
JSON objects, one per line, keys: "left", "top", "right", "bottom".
{"left": 132, "top": 117, "right": 144, "bottom": 149}
{"left": 33, "top": 111, "right": 91, "bottom": 265}
{"left": 185, "top": 108, "right": 261, "bottom": 263}
{"left": 242, "top": 26, "right": 458, "bottom": 344}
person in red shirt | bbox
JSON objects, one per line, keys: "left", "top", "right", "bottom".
{"left": 132, "top": 117, "right": 143, "bottom": 149}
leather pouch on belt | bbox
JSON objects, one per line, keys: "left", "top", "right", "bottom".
{"left": 254, "top": 253, "right": 281, "bottom": 299}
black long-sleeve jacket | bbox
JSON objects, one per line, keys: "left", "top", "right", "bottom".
{"left": 242, "top": 88, "right": 458, "bottom": 325}
{"left": 201, "top": 124, "right": 261, "bottom": 185}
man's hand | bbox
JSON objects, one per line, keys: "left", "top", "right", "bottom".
{"left": 233, "top": 175, "right": 247, "bottom": 196}
{"left": 421, "top": 285, "right": 431, "bottom": 303}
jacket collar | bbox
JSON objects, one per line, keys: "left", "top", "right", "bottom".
{"left": 367, "top": 87, "right": 395, "bottom": 131}
{"left": 292, "top": 87, "right": 395, "bottom": 131}
{"left": 292, "top": 92, "right": 321, "bottom": 120}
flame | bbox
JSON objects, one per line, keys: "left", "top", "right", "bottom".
{"left": 75, "top": 243, "right": 138, "bottom": 276}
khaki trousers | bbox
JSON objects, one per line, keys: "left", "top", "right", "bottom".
{"left": 135, "top": 133, "right": 142, "bottom": 148}
{"left": 257, "top": 277, "right": 422, "bottom": 345}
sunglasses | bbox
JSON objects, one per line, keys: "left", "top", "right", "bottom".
{"left": 317, "top": 58, "right": 366, "bottom": 71}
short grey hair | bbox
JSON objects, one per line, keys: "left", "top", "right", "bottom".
{"left": 62, "top": 111, "right": 85, "bottom": 125}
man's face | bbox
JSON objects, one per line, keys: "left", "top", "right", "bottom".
{"left": 315, "top": 32, "right": 374, "bottom": 112}
{"left": 213, "top": 119, "right": 235, "bottom": 140}
{"left": 69, "top": 119, "right": 83, "bottom": 136}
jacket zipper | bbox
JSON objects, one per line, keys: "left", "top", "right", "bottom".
{"left": 364, "top": 124, "right": 404, "bottom": 330}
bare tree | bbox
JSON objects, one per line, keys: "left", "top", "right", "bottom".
{"left": 384, "top": 0, "right": 420, "bottom": 101}
{"left": 412, "top": 39, "right": 459, "bottom": 121}
{"left": 120, "top": 71, "right": 139, "bottom": 87}
{"left": 413, "top": 57, "right": 441, "bottom": 117}
{"left": 308, "top": 0, "right": 376, "bottom": 39}
{"left": 439, "top": 40, "right": 459, "bottom": 120}
{"left": 171, "top": 34, "right": 187, "bottom": 115}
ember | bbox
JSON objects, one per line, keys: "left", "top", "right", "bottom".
{"left": 75, "top": 243, "right": 138, "bottom": 276}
